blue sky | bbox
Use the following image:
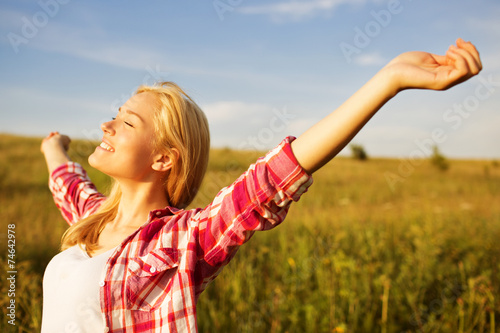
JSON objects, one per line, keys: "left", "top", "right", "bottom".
{"left": 1, "top": 0, "right": 499, "bottom": 158}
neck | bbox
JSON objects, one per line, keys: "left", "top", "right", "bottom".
{"left": 111, "top": 179, "right": 169, "bottom": 230}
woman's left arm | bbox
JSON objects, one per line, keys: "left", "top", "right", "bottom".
{"left": 291, "top": 38, "right": 482, "bottom": 174}
{"left": 41, "top": 132, "right": 106, "bottom": 225}
{"left": 41, "top": 131, "right": 72, "bottom": 174}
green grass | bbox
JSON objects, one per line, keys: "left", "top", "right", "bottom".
{"left": 1, "top": 133, "right": 499, "bottom": 332}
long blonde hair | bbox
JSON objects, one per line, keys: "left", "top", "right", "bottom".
{"left": 61, "top": 82, "right": 210, "bottom": 252}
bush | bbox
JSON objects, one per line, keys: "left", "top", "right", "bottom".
{"left": 430, "top": 145, "right": 449, "bottom": 171}
{"left": 350, "top": 144, "right": 368, "bottom": 161}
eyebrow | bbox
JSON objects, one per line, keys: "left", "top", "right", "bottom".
{"left": 118, "top": 107, "right": 144, "bottom": 122}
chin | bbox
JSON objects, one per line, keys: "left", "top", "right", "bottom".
{"left": 88, "top": 151, "right": 118, "bottom": 179}
{"left": 88, "top": 151, "right": 97, "bottom": 167}
{"left": 88, "top": 150, "right": 104, "bottom": 171}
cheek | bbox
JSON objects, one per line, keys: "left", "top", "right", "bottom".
{"left": 88, "top": 142, "right": 155, "bottom": 179}
{"left": 129, "top": 146, "right": 154, "bottom": 167}
{"left": 122, "top": 140, "right": 156, "bottom": 171}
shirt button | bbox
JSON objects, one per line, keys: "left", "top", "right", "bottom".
{"left": 150, "top": 267, "right": 156, "bottom": 273}
{"left": 99, "top": 281, "right": 105, "bottom": 287}
{"left": 156, "top": 211, "right": 162, "bottom": 216}
{"left": 104, "top": 327, "right": 109, "bottom": 332}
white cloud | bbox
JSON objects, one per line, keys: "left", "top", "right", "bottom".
{"left": 0, "top": 10, "right": 168, "bottom": 72}
{"left": 201, "top": 101, "right": 306, "bottom": 149}
{"left": 238, "top": 0, "right": 366, "bottom": 22}
{"left": 353, "top": 52, "right": 386, "bottom": 66}
{"left": 202, "top": 101, "right": 272, "bottom": 123}
{"left": 4, "top": 18, "right": 332, "bottom": 97}
{"left": 29, "top": 23, "right": 165, "bottom": 71}
{"left": 286, "top": 117, "right": 319, "bottom": 135}
{"left": 350, "top": 125, "right": 428, "bottom": 157}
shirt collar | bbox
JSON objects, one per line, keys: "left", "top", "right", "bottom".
{"left": 148, "top": 206, "right": 182, "bottom": 221}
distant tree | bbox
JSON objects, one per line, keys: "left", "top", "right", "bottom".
{"left": 350, "top": 144, "right": 368, "bottom": 161}
{"left": 430, "top": 145, "right": 449, "bottom": 171}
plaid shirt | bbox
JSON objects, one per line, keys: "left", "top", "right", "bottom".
{"left": 48, "top": 137, "right": 313, "bottom": 332}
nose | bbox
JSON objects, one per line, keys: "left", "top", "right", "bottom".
{"left": 101, "top": 119, "right": 115, "bottom": 135}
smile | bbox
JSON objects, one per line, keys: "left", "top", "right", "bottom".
{"left": 99, "top": 142, "right": 115, "bottom": 152}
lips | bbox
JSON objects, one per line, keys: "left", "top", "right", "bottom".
{"left": 99, "top": 141, "right": 115, "bottom": 152}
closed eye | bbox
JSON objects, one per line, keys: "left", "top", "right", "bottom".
{"left": 112, "top": 117, "right": 134, "bottom": 128}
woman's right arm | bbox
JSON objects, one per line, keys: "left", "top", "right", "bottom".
{"left": 291, "top": 39, "right": 482, "bottom": 174}
{"left": 40, "top": 131, "right": 72, "bottom": 174}
{"left": 193, "top": 137, "right": 313, "bottom": 268}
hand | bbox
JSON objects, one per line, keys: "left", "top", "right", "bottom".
{"left": 385, "top": 38, "right": 482, "bottom": 92}
{"left": 41, "top": 131, "right": 71, "bottom": 154}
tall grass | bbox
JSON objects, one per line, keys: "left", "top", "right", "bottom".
{"left": 1, "top": 134, "right": 499, "bottom": 332}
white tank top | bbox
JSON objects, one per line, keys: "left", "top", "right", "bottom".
{"left": 41, "top": 245, "right": 115, "bottom": 333}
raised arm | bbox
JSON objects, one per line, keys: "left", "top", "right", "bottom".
{"left": 41, "top": 131, "right": 106, "bottom": 224}
{"left": 41, "top": 131, "right": 72, "bottom": 174}
{"left": 291, "top": 38, "right": 482, "bottom": 174}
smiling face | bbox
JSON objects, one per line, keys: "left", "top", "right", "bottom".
{"left": 88, "top": 92, "right": 163, "bottom": 183}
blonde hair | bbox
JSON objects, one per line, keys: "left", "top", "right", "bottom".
{"left": 61, "top": 82, "right": 210, "bottom": 252}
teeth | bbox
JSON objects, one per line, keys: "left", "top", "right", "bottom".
{"left": 100, "top": 142, "right": 114, "bottom": 152}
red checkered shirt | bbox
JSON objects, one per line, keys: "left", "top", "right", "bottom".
{"left": 48, "top": 137, "right": 313, "bottom": 332}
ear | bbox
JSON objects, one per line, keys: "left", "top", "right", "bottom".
{"left": 151, "top": 148, "right": 179, "bottom": 173}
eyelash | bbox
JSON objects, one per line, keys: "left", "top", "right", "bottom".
{"left": 112, "top": 117, "right": 133, "bottom": 128}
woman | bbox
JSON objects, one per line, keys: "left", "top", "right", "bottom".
{"left": 40, "top": 39, "right": 481, "bottom": 332}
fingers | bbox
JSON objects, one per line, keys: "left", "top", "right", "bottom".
{"left": 44, "top": 131, "right": 57, "bottom": 139}
{"left": 446, "top": 39, "right": 482, "bottom": 76}
{"left": 41, "top": 131, "right": 71, "bottom": 153}
{"left": 60, "top": 134, "right": 71, "bottom": 150}
{"left": 445, "top": 47, "right": 468, "bottom": 82}
{"left": 431, "top": 54, "right": 450, "bottom": 66}
{"left": 456, "top": 38, "right": 482, "bottom": 71}
{"left": 42, "top": 131, "right": 63, "bottom": 144}
{"left": 41, "top": 132, "right": 58, "bottom": 150}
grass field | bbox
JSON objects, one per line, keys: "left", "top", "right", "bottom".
{"left": 0, "top": 133, "right": 499, "bottom": 332}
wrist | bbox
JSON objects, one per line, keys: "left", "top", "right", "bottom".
{"left": 366, "top": 66, "right": 401, "bottom": 106}
{"left": 43, "top": 148, "right": 71, "bottom": 174}
{"left": 41, "top": 140, "right": 64, "bottom": 156}
{"left": 377, "top": 65, "right": 403, "bottom": 97}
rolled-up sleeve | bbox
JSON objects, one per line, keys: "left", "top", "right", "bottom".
{"left": 195, "top": 136, "right": 313, "bottom": 267}
{"left": 49, "top": 162, "right": 106, "bottom": 225}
